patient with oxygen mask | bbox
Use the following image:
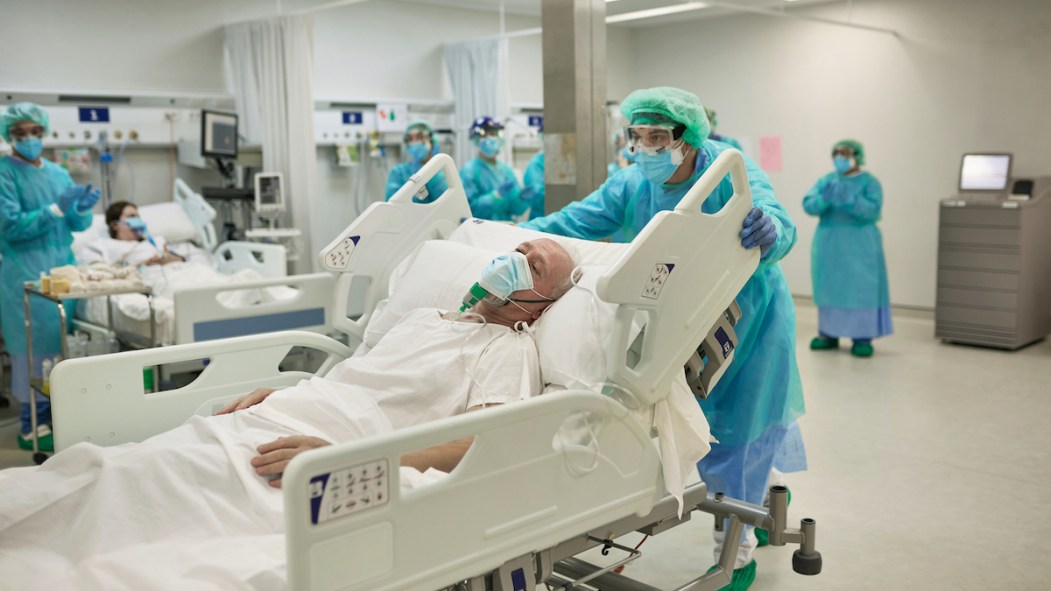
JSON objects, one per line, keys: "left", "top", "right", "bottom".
{"left": 0, "top": 239, "right": 578, "bottom": 582}
{"left": 77, "top": 200, "right": 185, "bottom": 266}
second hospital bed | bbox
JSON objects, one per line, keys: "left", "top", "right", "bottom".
{"left": 69, "top": 178, "right": 335, "bottom": 346}
{"left": 49, "top": 153, "right": 822, "bottom": 590}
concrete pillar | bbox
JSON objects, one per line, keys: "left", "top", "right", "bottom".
{"left": 540, "top": 0, "right": 608, "bottom": 214}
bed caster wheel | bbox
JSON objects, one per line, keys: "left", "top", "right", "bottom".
{"left": 33, "top": 452, "right": 49, "bottom": 465}
{"left": 792, "top": 549, "right": 822, "bottom": 575}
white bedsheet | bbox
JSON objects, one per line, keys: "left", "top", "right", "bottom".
{"left": 78, "top": 259, "right": 297, "bottom": 345}
{"left": 0, "top": 380, "right": 431, "bottom": 591}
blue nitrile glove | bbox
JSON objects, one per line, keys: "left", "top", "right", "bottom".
{"left": 75, "top": 184, "right": 101, "bottom": 213}
{"left": 498, "top": 178, "right": 516, "bottom": 197}
{"left": 740, "top": 206, "right": 777, "bottom": 257}
{"left": 57, "top": 184, "right": 85, "bottom": 213}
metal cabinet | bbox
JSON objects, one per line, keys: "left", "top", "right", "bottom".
{"left": 935, "top": 178, "right": 1051, "bottom": 349}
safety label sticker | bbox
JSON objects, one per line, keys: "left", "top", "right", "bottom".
{"left": 642, "top": 263, "right": 675, "bottom": 300}
{"left": 309, "top": 458, "right": 389, "bottom": 525}
{"left": 324, "top": 235, "right": 360, "bottom": 270}
{"left": 715, "top": 327, "right": 734, "bottom": 359}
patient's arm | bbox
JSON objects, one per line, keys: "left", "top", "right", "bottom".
{"left": 214, "top": 387, "right": 279, "bottom": 415}
{"left": 399, "top": 404, "right": 498, "bottom": 473}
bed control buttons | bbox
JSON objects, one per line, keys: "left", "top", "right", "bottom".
{"left": 323, "top": 235, "right": 360, "bottom": 271}
{"left": 308, "top": 458, "right": 390, "bottom": 525}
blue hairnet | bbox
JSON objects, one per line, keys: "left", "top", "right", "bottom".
{"left": 1, "top": 103, "right": 50, "bottom": 142}
{"left": 833, "top": 139, "right": 865, "bottom": 165}
{"left": 619, "top": 87, "right": 710, "bottom": 148}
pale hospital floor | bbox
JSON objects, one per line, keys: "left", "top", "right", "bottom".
{"left": 1, "top": 301, "right": 1050, "bottom": 590}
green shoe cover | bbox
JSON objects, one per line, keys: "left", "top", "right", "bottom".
{"left": 851, "top": 341, "right": 874, "bottom": 357}
{"left": 706, "top": 559, "right": 757, "bottom": 591}
{"left": 809, "top": 336, "right": 839, "bottom": 350}
{"left": 17, "top": 431, "right": 54, "bottom": 452}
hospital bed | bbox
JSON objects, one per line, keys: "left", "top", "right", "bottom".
{"left": 70, "top": 179, "right": 334, "bottom": 347}
{"left": 49, "top": 153, "right": 821, "bottom": 590}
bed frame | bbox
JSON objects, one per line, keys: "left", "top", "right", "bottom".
{"left": 51, "top": 153, "right": 821, "bottom": 590}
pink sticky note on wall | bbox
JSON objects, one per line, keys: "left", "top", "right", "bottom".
{"left": 759, "top": 136, "right": 782, "bottom": 172}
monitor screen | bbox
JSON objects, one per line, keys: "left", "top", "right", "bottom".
{"left": 960, "top": 153, "right": 1011, "bottom": 191}
{"left": 254, "top": 172, "right": 285, "bottom": 214}
{"left": 201, "top": 110, "right": 239, "bottom": 159}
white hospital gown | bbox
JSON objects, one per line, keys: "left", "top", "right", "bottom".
{"left": 77, "top": 234, "right": 171, "bottom": 266}
{"left": 0, "top": 307, "right": 540, "bottom": 590}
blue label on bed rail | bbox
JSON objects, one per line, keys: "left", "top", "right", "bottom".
{"left": 308, "top": 474, "right": 329, "bottom": 525}
{"left": 715, "top": 327, "right": 734, "bottom": 359}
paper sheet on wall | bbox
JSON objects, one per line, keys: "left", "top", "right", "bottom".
{"left": 759, "top": 136, "right": 782, "bottom": 172}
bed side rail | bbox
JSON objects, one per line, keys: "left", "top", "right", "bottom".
{"left": 317, "top": 153, "right": 471, "bottom": 342}
{"left": 598, "top": 149, "right": 760, "bottom": 406}
{"left": 171, "top": 272, "right": 336, "bottom": 345}
{"left": 283, "top": 391, "right": 663, "bottom": 591}
{"left": 50, "top": 330, "right": 352, "bottom": 451}
{"left": 173, "top": 178, "right": 219, "bottom": 252}
{"left": 214, "top": 240, "right": 288, "bottom": 278}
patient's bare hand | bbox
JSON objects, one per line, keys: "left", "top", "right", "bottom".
{"left": 214, "top": 388, "right": 277, "bottom": 415}
{"left": 252, "top": 436, "right": 332, "bottom": 488}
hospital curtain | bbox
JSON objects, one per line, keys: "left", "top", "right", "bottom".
{"left": 224, "top": 15, "right": 318, "bottom": 274}
{"left": 443, "top": 38, "right": 511, "bottom": 167}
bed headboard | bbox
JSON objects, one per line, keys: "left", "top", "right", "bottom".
{"left": 316, "top": 153, "right": 471, "bottom": 342}
{"left": 173, "top": 178, "right": 219, "bottom": 252}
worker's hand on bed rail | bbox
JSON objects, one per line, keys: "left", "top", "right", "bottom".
{"left": 740, "top": 206, "right": 777, "bottom": 257}
{"left": 214, "top": 388, "right": 278, "bottom": 415}
{"left": 252, "top": 435, "right": 332, "bottom": 488}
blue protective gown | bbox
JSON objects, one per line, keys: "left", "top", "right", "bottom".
{"left": 384, "top": 146, "right": 449, "bottom": 203}
{"left": 522, "top": 140, "right": 806, "bottom": 519}
{"left": 0, "top": 155, "right": 92, "bottom": 431}
{"left": 459, "top": 157, "right": 527, "bottom": 221}
{"left": 520, "top": 151, "right": 545, "bottom": 220}
{"left": 710, "top": 133, "right": 744, "bottom": 153}
{"left": 802, "top": 170, "right": 892, "bottom": 339}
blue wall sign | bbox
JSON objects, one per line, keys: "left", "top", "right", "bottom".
{"left": 528, "top": 115, "right": 543, "bottom": 128}
{"left": 78, "top": 107, "right": 110, "bottom": 123}
{"left": 342, "top": 111, "right": 363, "bottom": 125}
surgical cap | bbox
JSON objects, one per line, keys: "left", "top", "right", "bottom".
{"left": 1, "top": 102, "right": 50, "bottom": 142}
{"left": 620, "top": 87, "right": 710, "bottom": 148}
{"left": 833, "top": 138, "right": 865, "bottom": 165}
{"left": 405, "top": 119, "right": 433, "bottom": 136}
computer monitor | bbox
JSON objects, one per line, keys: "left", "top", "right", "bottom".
{"left": 254, "top": 172, "right": 285, "bottom": 216}
{"left": 200, "top": 110, "right": 239, "bottom": 159}
{"left": 959, "top": 153, "right": 1012, "bottom": 192}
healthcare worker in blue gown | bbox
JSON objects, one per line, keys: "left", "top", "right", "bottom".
{"left": 384, "top": 120, "right": 448, "bottom": 203}
{"left": 803, "top": 139, "right": 892, "bottom": 357}
{"left": 521, "top": 87, "right": 805, "bottom": 591}
{"left": 0, "top": 103, "right": 99, "bottom": 452}
{"left": 520, "top": 149, "right": 544, "bottom": 220}
{"left": 459, "top": 116, "right": 527, "bottom": 221}
{"left": 705, "top": 107, "right": 745, "bottom": 153}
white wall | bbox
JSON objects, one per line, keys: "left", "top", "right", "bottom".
{"left": 628, "top": 0, "right": 1051, "bottom": 308}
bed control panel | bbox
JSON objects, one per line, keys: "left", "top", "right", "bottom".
{"left": 323, "top": 235, "right": 360, "bottom": 271}
{"left": 307, "top": 458, "right": 389, "bottom": 525}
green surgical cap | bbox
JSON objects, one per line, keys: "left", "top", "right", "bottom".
{"left": 833, "top": 138, "right": 865, "bottom": 165}
{"left": 1, "top": 102, "right": 50, "bottom": 142}
{"left": 620, "top": 87, "right": 710, "bottom": 148}
{"left": 405, "top": 119, "right": 433, "bottom": 137}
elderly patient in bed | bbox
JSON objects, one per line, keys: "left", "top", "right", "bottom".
{"left": 0, "top": 238, "right": 576, "bottom": 583}
{"left": 77, "top": 200, "right": 186, "bottom": 266}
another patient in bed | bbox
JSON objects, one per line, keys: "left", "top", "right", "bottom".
{"left": 77, "top": 200, "right": 185, "bottom": 266}
{"left": 0, "top": 238, "right": 576, "bottom": 586}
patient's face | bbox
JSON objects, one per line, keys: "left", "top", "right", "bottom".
{"left": 112, "top": 205, "right": 140, "bottom": 242}
{"left": 510, "top": 238, "right": 575, "bottom": 306}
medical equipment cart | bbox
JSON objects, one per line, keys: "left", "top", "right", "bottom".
{"left": 23, "top": 281, "right": 155, "bottom": 465}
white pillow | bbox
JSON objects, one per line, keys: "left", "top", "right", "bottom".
{"left": 138, "top": 202, "right": 199, "bottom": 244}
{"left": 362, "top": 226, "right": 631, "bottom": 391}
{"left": 71, "top": 213, "right": 109, "bottom": 254}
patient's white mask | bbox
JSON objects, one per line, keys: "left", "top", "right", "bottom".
{"left": 478, "top": 251, "right": 533, "bottom": 301}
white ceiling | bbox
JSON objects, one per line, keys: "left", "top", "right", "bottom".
{"left": 398, "top": 0, "right": 842, "bottom": 27}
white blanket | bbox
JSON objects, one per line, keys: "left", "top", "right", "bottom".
{"left": 0, "top": 383, "right": 435, "bottom": 591}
